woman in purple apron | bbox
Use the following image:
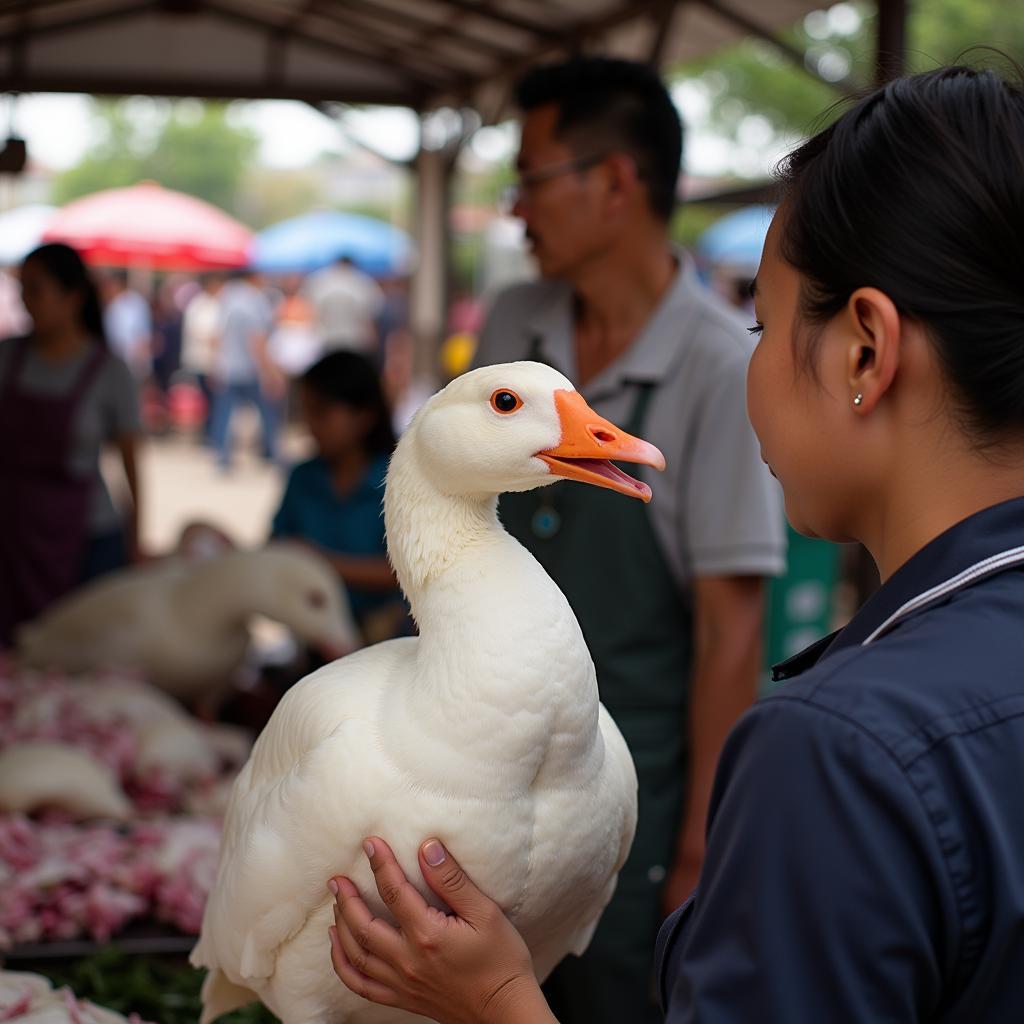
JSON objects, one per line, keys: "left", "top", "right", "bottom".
{"left": 0, "top": 243, "right": 142, "bottom": 646}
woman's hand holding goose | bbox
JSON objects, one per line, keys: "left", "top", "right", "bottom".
{"left": 329, "top": 837, "right": 558, "bottom": 1024}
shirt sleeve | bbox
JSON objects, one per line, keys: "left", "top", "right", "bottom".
{"left": 662, "top": 696, "right": 952, "bottom": 1024}
{"left": 471, "top": 288, "right": 521, "bottom": 370}
{"left": 681, "top": 356, "right": 785, "bottom": 577}
{"left": 270, "top": 473, "right": 299, "bottom": 539}
{"left": 104, "top": 354, "right": 142, "bottom": 435}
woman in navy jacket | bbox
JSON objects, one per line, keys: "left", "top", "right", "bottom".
{"left": 321, "top": 66, "right": 1024, "bottom": 1023}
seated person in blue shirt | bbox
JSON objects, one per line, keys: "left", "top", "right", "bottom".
{"left": 271, "top": 351, "right": 403, "bottom": 642}
{"left": 318, "top": 66, "right": 1024, "bottom": 1023}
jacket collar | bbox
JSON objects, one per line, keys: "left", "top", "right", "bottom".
{"left": 772, "top": 496, "right": 1024, "bottom": 682}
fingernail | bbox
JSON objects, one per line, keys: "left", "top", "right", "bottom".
{"left": 363, "top": 839, "right": 375, "bottom": 860}
{"left": 327, "top": 878, "right": 338, "bottom": 896}
{"left": 423, "top": 839, "right": 446, "bottom": 867}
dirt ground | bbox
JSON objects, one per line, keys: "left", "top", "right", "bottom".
{"left": 104, "top": 409, "right": 312, "bottom": 556}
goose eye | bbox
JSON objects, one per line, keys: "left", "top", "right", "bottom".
{"left": 491, "top": 389, "right": 523, "bottom": 414}
{"left": 307, "top": 590, "right": 327, "bottom": 609}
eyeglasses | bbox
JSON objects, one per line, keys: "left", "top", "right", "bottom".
{"left": 500, "top": 152, "right": 608, "bottom": 212}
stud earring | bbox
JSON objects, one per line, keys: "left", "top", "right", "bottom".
{"left": 853, "top": 393, "right": 863, "bottom": 407}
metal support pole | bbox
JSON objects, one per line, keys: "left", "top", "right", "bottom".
{"left": 409, "top": 142, "right": 452, "bottom": 387}
{"left": 875, "top": 0, "right": 908, "bottom": 85}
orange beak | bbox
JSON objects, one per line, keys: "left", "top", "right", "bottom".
{"left": 537, "top": 389, "right": 666, "bottom": 503}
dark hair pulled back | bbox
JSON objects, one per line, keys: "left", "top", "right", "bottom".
{"left": 302, "top": 350, "right": 396, "bottom": 456}
{"left": 22, "top": 243, "right": 107, "bottom": 346}
{"left": 515, "top": 57, "right": 683, "bottom": 223}
{"left": 778, "top": 65, "right": 1024, "bottom": 443}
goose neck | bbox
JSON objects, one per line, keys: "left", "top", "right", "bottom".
{"left": 384, "top": 438, "right": 505, "bottom": 614}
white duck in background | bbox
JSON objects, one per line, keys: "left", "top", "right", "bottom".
{"left": 0, "top": 968, "right": 141, "bottom": 1023}
{"left": 5, "top": 673, "right": 253, "bottom": 816}
{"left": 192, "top": 362, "right": 664, "bottom": 1024}
{"left": 15, "top": 544, "right": 359, "bottom": 704}
{"left": 0, "top": 742, "right": 132, "bottom": 821}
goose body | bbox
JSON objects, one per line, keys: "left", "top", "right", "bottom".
{"left": 15, "top": 545, "right": 359, "bottom": 702}
{"left": 192, "top": 362, "right": 663, "bottom": 1023}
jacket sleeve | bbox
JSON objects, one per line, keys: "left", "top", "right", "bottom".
{"left": 661, "top": 695, "right": 955, "bottom": 1024}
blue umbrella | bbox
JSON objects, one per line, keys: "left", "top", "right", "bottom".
{"left": 696, "top": 205, "right": 775, "bottom": 276}
{"left": 249, "top": 210, "right": 414, "bottom": 277}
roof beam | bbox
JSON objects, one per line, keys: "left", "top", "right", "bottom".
{"left": 0, "top": 70, "right": 415, "bottom": 106}
{"left": 310, "top": 100, "right": 415, "bottom": 168}
{"left": 295, "top": 4, "right": 489, "bottom": 84}
{"left": 448, "top": 0, "right": 674, "bottom": 112}
{"left": 309, "top": 0, "right": 521, "bottom": 60}
{"left": 234, "top": 0, "right": 465, "bottom": 90}
{"left": 696, "top": 0, "right": 861, "bottom": 97}
{"left": 566, "top": 0, "right": 680, "bottom": 48}
{"left": 0, "top": 0, "right": 165, "bottom": 46}
{"left": 202, "top": 0, "right": 447, "bottom": 95}
{"left": 423, "top": 0, "right": 561, "bottom": 42}
{"left": 0, "top": 0, "right": 79, "bottom": 17}
{"left": 647, "top": 0, "right": 683, "bottom": 66}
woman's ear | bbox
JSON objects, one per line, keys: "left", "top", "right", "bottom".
{"left": 845, "top": 287, "right": 901, "bottom": 414}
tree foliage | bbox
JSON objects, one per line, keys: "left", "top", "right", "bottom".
{"left": 673, "top": 0, "right": 1024, "bottom": 148}
{"left": 51, "top": 99, "right": 259, "bottom": 216}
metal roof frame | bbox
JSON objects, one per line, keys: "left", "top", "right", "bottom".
{"left": 0, "top": 0, "right": 841, "bottom": 111}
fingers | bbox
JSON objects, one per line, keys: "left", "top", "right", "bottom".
{"left": 362, "top": 837, "right": 432, "bottom": 928}
{"left": 329, "top": 925, "right": 397, "bottom": 1006}
{"left": 331, "top": 875, "right": 403, "bottom": 963}
{"left": 416, "top": 838, "right": 498, "bottom": 929}
{"left": 332, "top": 902, "right": 399, "bottom": 986}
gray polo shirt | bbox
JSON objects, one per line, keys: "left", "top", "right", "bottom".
{"left": 0, "top": 338, "right": 140, "bottom": 534}
{"left": 473, "top": 257, "right": 786, "bottom": 587}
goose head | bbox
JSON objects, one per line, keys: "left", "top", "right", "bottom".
{"left": 386, "top": 362, "right": 666, "bottom": 597}
{"left": 409, "top": 361, "right": 666, "bottom": 502}
{"left": 200, "top": 544, "right": 360, "bottom": 657}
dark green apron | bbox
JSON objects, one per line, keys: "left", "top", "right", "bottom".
{"left": 501, "top": 354, "right": 692, "bottom": 1024}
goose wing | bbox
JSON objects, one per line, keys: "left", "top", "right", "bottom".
{"left": 191, "top": 639, "right": 416, "bottom": 987}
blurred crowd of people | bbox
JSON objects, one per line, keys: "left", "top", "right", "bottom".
{"left": 0, "top": 243, "right": 417, "bottom": 651}
{"left": 96, "top": 253, "right": 408, "bottom": 461}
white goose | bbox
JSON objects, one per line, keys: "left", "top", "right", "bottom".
{"left": 15, "top": 544, "right": 359, "bottom": 704}
{"left": 191, "top": 361, "right": 665, "bottom": 1024}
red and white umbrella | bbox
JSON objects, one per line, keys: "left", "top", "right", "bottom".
{"left": 43, "top": 181, "right": 252, "bottom": 271}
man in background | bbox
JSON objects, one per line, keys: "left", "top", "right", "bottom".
{"left": 304, "top": 254, "right": 384, "bottom": 358}
{"left": 472, "top": 56, "right": 786, "bottom": 1024}
{"left": 182, "top": 272, "right": 224, "bottom": 442}
{"left": 103, "top": 269, "right": 152, "bottom": 383}
{"left": 209, "top": 268, "right": 281, "bottom": 471}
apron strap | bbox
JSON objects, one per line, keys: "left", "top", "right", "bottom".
{"left": 0, "top": 338, "right": 108, "bottom": 409}
{"left": 527, "top": 333, "right": 550, "bottom": 366}
{"left": 0, "top": 337, "right": 32, "bottom": 399}
{"left": 625, "top": 380, "right": 656, "bottom": 436}
{"left": 528, "top": 331, "right": 657, "bottom": 435}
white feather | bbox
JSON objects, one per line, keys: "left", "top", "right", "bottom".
{"left": 192, "top": 363, "right": 639, "bottom": 1024}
